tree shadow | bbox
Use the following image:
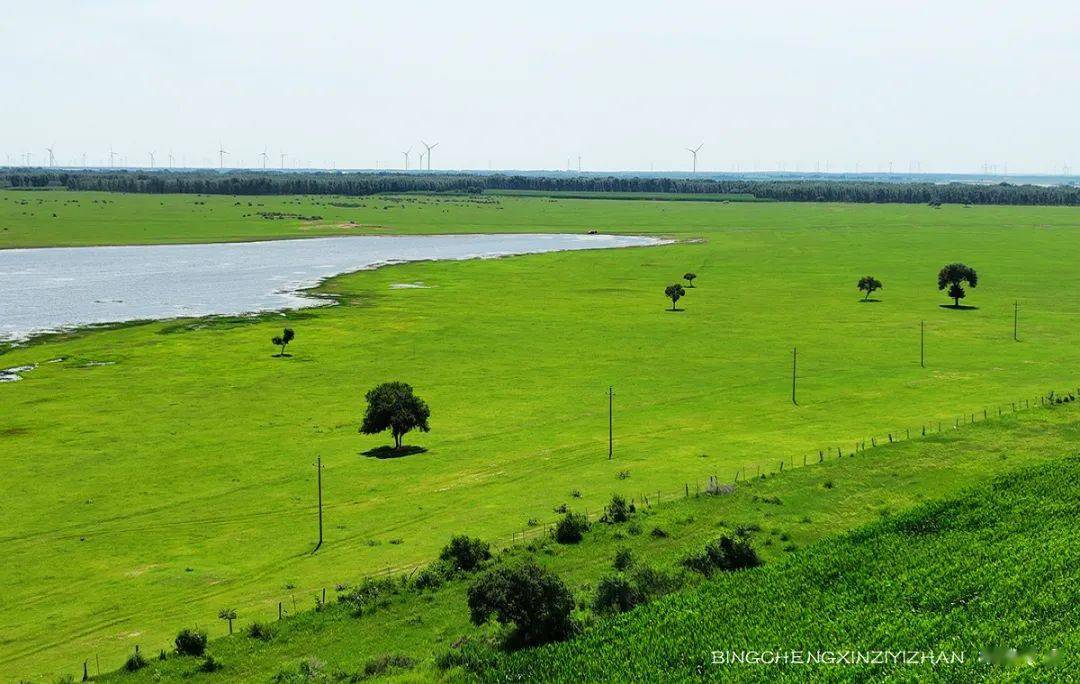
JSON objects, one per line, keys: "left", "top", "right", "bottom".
{"left": 939, "top": 304, "right": 979, "bottom": 310}
{"left": 859, "top": 299, "right": 882, "bottom": 303}
{"left": 363, "top": 445, "right": 428, "bottom": 459}
{"left": 271, "top": 353, "right": 293, "bottom": 358}
{"left": 667, "top": 308, "right": 686, "bottom": 313}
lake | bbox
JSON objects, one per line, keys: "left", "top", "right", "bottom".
{"left": 0, "top": 234, "right": 663, "bottom": 342}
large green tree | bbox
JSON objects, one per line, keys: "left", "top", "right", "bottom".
{"left": 937, "top": 263, "right": 978, "bottom": 307}
{"left": 467, "top": 560, "right": 576, "bottom": 646}
{"left": 359, "top": 381, "right": 431, "bottom": 449}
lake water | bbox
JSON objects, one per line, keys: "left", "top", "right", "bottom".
{"left": 0, "top": 234, "right": 663, "bottom": 342}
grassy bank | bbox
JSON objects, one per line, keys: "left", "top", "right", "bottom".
{"left": 100, "top": 407, "right": 1080, "bottom": 681}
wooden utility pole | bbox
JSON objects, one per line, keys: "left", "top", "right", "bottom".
{"left": 791, "top": 347, "right": 798, "bottom": 405}
{"left": 1014, "top": 301, "right": 1019, "bottom": 341}
{"left": 608, "top": 385, "right": 614, "bottom": 460}
{"left": 312, "top": 456, "right": 324, "bottom": 553}
{"left": 920, "top": 320, "right": 925, "bottom": 368}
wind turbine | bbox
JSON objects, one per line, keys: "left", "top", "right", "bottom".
{"left": 421, "top": 141, "right": 438, "bottom": 171}
{"left": 108, "top": 146, "right": 118, "bottom": 167}
{"left": 686, "top": 144, "right": 703, "bottom": 174}
{"left": 168, "top": 151, "right": 175, "bottom": 168}
{"left": 280, "top": 152, "right": 287, "bottom": 169}
{"left": 46, "top": 144, "right": 55, "bottom": 167}
{"left": 148, "top": 151, "right": 155, "bottom": 168}
{"left": 218, "top": 142, "right": 228, "bottom": 169}
{"left": 258, "top": 147, "right": 268, "bottom": 169}
{"left": 402, "top": 147, "right": 412, "bottom": 171}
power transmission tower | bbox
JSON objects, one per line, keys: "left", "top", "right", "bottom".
{"left": 608, "top": 386, "right": 615, "bottom": 459}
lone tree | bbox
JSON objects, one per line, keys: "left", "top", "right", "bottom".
{"left": 271, "top": 328, "right": 295, "bottom": 357}
{"left": 683, "top": 272, "right": 697, "bottom": 288}
{"left": 665, "top": 283, "right": 686, "bottom": 311}
{"left": 217, "top": 608, "right": 237, "bottom": 635}
{"left": 937, "top": 263, "right": 978, "bottom": 307}
{"left": 857, "top": 275, "right": 883, "bottom": 301}
{"left": 466, "top": 559, "right": 576, "bottom": 647}
{"left": 360, "top": 381, "right": 431, "bottom": 449}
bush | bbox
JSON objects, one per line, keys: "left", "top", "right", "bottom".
{"left": 630, "top": 565, "right": 682, "bottom": 599}
{"left": 681, "top": 536, "right": 761, "bottom": 577}
{"left": 362, "top": 653, "right": 417, "bottom": 677}
{"left": 340, "top": 577, "right": 399, "bottom": 616}
{"left": 650, "top": 526, "right": 669, "bottom": 538}
{"left": 467, "top": 559, "right": 577, "bottom": 647}
{"left": 174, "top": 627, "right": 208, "bottom": 656}
{"left": 440, "top": 535, "right": 492, "bottom": 572}
{"left": 613, "top": 548, "right": 635, "bottom": 571}
{"left": 594, "top": 574, "right": 642, "bottom": 614}
{"left": 554, "top": 511, "right": 590, "bottom": 544}
{"left": 413, "top": 564, "right": 447, "bottom": 591}
{"left": 247, "top": 621, "right": 274, "bottom": 640}
{"left": 124, "top": 651, "right": 147, "bottom": 672}
{"left": 199, "top": 655, "right": 223, "bottom": 672}
{"left": 602, "top": 494, "right": 634, "bottom": 523}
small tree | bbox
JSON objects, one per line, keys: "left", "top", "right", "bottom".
{"left": 271, "top": 328, "right": 295, "bottom": 357}
{"left": 218, "top": 608, "right": 237, "bottom": 635}
{"left": 360, "top": 381, "right": 431, "bottom": 449}
{"left": 683, "top": 272, "right": 697, "bottom": 288}
{"left": 937, "top": 263, "right": 978, "bottom": 307}
{"left": 857, "top": 275, "right": 882, "bottom": 301}
{"left": 466, "top": 560, "right": 576, "bottom": 646}
{"left": 174, "top": 628, "right": 208, "bottom": 656}
{"left": 665, "top": 283, "right": 686, "bottom": 311}
{"left": 439, "top": 535, "right": 492, "bottom": 572}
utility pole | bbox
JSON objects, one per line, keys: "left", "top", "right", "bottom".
{"left": 312, "top": 456, "right": 323, "bottom": 553}
{"left": 920, "top": 321, "right": 925, "bottom": 368}
{"left": 791, "top": 347, "right": 798, "bottom": 405}
{"left": 1014, "top": 301, "right": 1020, "bottom": 341}
{"left": 608, "top": 385, "right": 614, "bottom": 459}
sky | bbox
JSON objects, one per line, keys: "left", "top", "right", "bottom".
{"left": 1, "top": 0, "right": 1077, "bottom": 174}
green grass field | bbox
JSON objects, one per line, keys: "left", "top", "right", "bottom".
{"left": 2, "top": 191, "right": 1080, "bottom": 680}
{"left": 99, "top": 408, "right": 1080, "bottom": 682}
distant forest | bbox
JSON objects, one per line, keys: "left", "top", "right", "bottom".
{"left": 3, "top": 170, "right": 1078, "bottom": 206}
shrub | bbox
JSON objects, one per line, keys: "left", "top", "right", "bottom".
{"left": 199, "top": 655, "right": 223, "bottom": 672}
{"left": 362, "top": 654, "right": 417, "bottom": 677}
{"left": 681, "top": 536, "right": 761, "bottom": 577}
{"left": 124, "top": 651, "right": 147, "bottom": 672}
{"left": 174, "top": 627, "right": 208, "bottom": 656}
{"left": 616, "top": 469, "right": 631, "bottom": 480}
{"left": 413, "top": 564, "right": 447, "bottom": 591}
{"left": 439, "top": 537, "right": 491, "bottom": 572}
{"left": 650, "top": 526, "right": 669, "bottom": 538}
{"left": 247, "top": 621, "right": 274, "bottom": 641}
{"left": 594, "top": 574, "right": 642, "bottom": 614}
{"left": 554, "top": 511, "right": 590, "bottom": 544}
{"left": 602, "top": 494, "right": 634, "bottom": 523}
{"left": 627, "top": 522, "right": 643, "bottom": 536}
{"left": 613, "top": 548, "right": 635, "bottom": 571}
{"left": 553, "top": 503, "right": 568, "bottom": 514}
{"left": 340, "top": 577, "right": 398, "bottom": 616}
{"left": 467, "top": 559, "right": 577, "bottom": 647}
{"left": 630, "top": 565, "right": 682, "bottom": 599}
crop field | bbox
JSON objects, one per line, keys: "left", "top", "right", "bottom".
{"left": 2, "top": 191, "right": 1080, "bottom": 679}
{"left": 490, "top": 451, "right": 1080, "bottom": 682}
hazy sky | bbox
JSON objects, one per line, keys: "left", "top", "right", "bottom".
{"left": 2, "top": 1, "right": 1077, "bottom": 173}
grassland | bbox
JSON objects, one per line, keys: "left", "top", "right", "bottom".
{"left": 1, "top": 191, "right": 1079, "bottom": 680}
{"left": 101, "top": 407, "right": 1080, "bottom": 682}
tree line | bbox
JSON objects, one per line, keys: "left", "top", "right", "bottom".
{"left": 3, "top": 170, "right": 1079, "bottom": 206}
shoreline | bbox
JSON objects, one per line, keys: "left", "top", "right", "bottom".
{"left": 0, "top": 233, "right": 676, "bottom": 351}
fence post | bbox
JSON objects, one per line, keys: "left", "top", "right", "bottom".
{"left": 685, "top": 483, "right": 690, "bottom": 497}
{"left": 888, "top": 433, "right": 893, "bottom": 443}
{"left": 779, "top": 461, "right": 784, "bottom": 472}
{"left": 278, "top": 602, "right": 282, "bottom": 621}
